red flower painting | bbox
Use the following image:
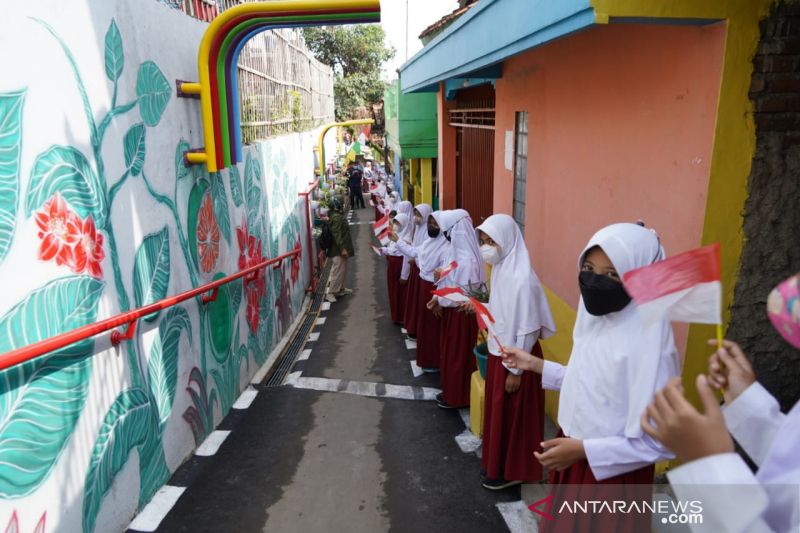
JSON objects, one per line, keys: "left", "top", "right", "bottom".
{"left": 197, "top": 193, "right": 221, "bottom": 273}
{"left": 237, "top": 216, "right": 267, "bottom": 333}
{"left": 35, "top": 193, "right": 105, "bottom": 278}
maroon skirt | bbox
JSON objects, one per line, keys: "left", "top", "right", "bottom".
{"left": 415, "top": 279, "right": 440, "bottom": 369}
{"left": 402, "top": 264, "right": 421, "bottom": 337}
{"left": 539, "top": 432, "right": 655, "bottom": 533}
{"left": 481, "top": 344, "right": 545, "bottom": 483}
{"left": 386, "top": 255, "right": 404, "bottom": 324}
{"left": 439, "top": 307, "right": 478, "bottom": 408}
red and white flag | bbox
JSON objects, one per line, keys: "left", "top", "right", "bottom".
{"left": 430, "top": 287, "right": 504, "bottom": 350}
{"left": 434, "top": 261, "right": 459, "bottom": 286}
{"left": 373, "top": 215, "right": 389, "bottom": 235}
{"left": 622, "top": 244, "right": 722, "bottom": 326}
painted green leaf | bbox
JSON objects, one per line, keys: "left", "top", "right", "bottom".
{"left": 0, "top": 89, "right": 25, "bottom": 265}
{"left": 82, "top": 388, "right": 168, "bottom": 533}
{"left": 136, "top": 61, "right": 170, "bottom": 127}
{"left": 133, "top": 227, "right": 170, "bottom": 322}
{"left": 0, "top": 276, "right": 105, "bottom": 498}
{"left": 206, "top": 273, "right": 232, "bottom": 363}
{"left": 229, "top": 278, "right": 242, "bottom": 316}
{"left": 175, "top": 140, "right": 190, "bottom": 181}
{"left": 123, "top": 123, "right": 146, "bottom": 176}
{"left": 210, "top": 172, "right": 231, "bottom": 245}
{"left": 147, "top": 307, "right": 192, "bottom": 430}
{"left": 187, "top": 180, "right": 209, "bottom": 272}
{"left": 26, "top": 145, "right": 107, "bottom": 228}
{"left": 244, "top": 153, "right": 261, "bottom": 229}
{"left": 228, "top": 165, "right": 243, "bottom": 207}
{"left": 104, "top": 20, "right": 124, "bottom": 82}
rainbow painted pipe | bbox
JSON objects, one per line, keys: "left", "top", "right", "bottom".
{"left": 183, "top": 1, "right": 381, "bottom": 172}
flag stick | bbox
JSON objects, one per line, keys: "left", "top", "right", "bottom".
{"left": 716, "top": 323, "right": 724, "bottom": 348}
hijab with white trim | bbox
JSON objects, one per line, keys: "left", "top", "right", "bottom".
{"left": 476, "top": 214, "right": 556, "bottom": 353}
{"left": 433, "top": 209, "right": 486, "bottom": 289}
{"left": 418, "top": 210, "right": 449, "bottom": 282}
{"left": 558, "top": 222, "right": 679, "bottom": 440}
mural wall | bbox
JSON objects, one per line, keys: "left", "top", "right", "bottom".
{"left": 0, "top": 1, "right": 331, "bottom": 531}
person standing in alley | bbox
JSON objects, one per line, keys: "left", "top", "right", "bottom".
{"left": 501, "top": 222, "right": 679, "bottom": 532}
{"left": 414, "top": 211, "right": 450, "bottom": 372}
{"left": 427, "top": 209, "right": 486, "bottom": 409}
{"left": 472, "top": 214, "right": 556, "bottom": 490}
{"left": 325, "top": 198, "right": 355, "bottom": 303}
{"left": 346, "top": 161, "right": 365, "bottom": 209}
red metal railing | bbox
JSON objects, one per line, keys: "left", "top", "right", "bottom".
{"left": 298, "top": 178, "right": 322, "bottom": 293}
{"left": 0, "top": 248, "right": 302, "bottom": 371}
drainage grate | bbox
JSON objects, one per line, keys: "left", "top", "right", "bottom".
{"left": 263, "top": 260, "right": 331, "bottom": 387}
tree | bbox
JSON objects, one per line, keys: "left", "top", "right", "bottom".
{"left": 303, "top": 25, "right": 395, "bottom": 120}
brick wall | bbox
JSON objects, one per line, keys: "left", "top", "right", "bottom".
{"left": 727, "top": 0, "right": 800, "bottom": 410}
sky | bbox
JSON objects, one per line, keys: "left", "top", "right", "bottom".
{"left": 379, "top": 0, "right": 459, "bottom": 79}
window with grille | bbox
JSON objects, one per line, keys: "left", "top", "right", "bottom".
{"left": 513, "top": 112, "right": 528, "bottom": 232}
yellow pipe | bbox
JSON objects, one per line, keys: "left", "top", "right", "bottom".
{"left": 197, "top": 0, "right": 380, "bottom": 172}
{"left": 180, "top": 82, "right": 202, "bottom": 95}
{"left": 316, "top": 119, "right": 374, "bottom": 177}
{"left": 185, "top": 152, "right": 209, "bottom": 165}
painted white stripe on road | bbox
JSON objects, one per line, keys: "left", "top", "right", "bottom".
{"left": 315, "top": 316, "right": 327, "bottom": 325}
{"left": 292, "top": 376, "right": 440, "bottom": 401}
{"left": 297, "top": 348, "right": 313, "bottom": 361}
{"left": 409, "top": 361, "right": 424, "bottom": 377}
{"left": 401, "top": 328, "right": 407, "bottom": 334}
{"left": 458, "top": 408, "right": 471, "bottom": 430}
{"left": 232, "top": 387, "right": 258, "bottom": 410}
{"left": 404, "top": 338, "right": 417, "bottom": 350}
{"left": 455, "top": 429, "right": 482, "bottom": 454}
{"left": 496, "top": 501, "right": 539, "bottom": 533}
{"left": 308, "top": 332, "right": 320, "bottom": 342}
{"left": 195, "top": 430, "right": 230, "bottom": 457}
{"left": 321, "top": 301, "right": 331, "bottom": 311}
{"left": 128, "top": 486, "right": 186, "bottom": 532}
{"left": 284, "top": 371, "right": 302, "bottom": 386}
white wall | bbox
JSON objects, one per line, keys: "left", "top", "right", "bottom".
{"left": 0, "top": 1, "right": 334, "bottom": 531}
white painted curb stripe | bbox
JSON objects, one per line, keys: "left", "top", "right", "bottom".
{"left": 321, "top": 301, "right": 331, "bottom": 311}
{"left": 232, "top": 387, "right": 258, "bottom": 410}
{"left": 401, "top": 328, "right": 407, "bottom": 334}
{"left": 195, "top": 430, "right": 231, "bottom": 457}
{"left": 297, "top": 348, "right": 313, "bottom": 361}
{"left": 292, "top": 376, "right": 440, "bottom": 401}
{"left": 128, "top": 486, "right": 186, "bottom": 532}
{"left": 455, "top": 429, "right": 482, "bottom": 454}
{"left": 315, "top": 316, "right": 327, "bottom": 325}
{"left": 308, "top": 331, "right": 320, "bottom": 342}
{"left": 409, "top": 361, "right": 424, "bottom": 378}
{"left": 496, "top": 501, "right": 539, "bottom": 533}
{"left": 283, "top": 371, "right": 302, "bottom": 386}
{"left": 404, "top": 338, "right": 417, "bottom": 350}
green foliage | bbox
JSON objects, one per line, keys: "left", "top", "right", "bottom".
{"left": 136, "top": 61, "right": 171, "bottom": 127}
{"left": 104, "top": 20, "right": 124, "bottom": 82}
{"left": 0, "top": 89, "right": 25, "bottom": 265}
{"left": 123, "top": 123, "right": 146, "bottom": 176}
{"left": 147, "top": 307, "right": 192, "bottom": 430}
{"left": 133, "top": 227, "right": 171, "bottom": 321}
{"left": 302, "top": 25, "right": 394, "bottom": 120}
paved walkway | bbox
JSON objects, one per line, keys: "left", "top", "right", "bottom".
{"left": 147, "top": 208, "right": 530, "bottom": 533}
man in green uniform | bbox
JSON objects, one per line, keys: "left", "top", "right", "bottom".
{"left": 325, "top": 198, "right": 355, "bottom": 303}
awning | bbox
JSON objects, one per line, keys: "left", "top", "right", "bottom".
{"left": 400, "top": 0, "right": 598, "bottom": 93}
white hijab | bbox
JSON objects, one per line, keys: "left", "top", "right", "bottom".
{"left": 434, "top": 209, "right": 486, "bottom": 289}
{"left": 385, "top": 213, "right": 409, "bottom": 257}
{"left": 476, "top": 214, "right": 556, "bottom": 353}
{"left": 419, "top": 210, "right": 450, "bottom": 282}
{"left": 412, "top": 204, "right": 433, "bottom": 248}
{"left": 396, "top": 201, "right": 414, "bottom": 243}
{"left": 386, "top": 191, "right": 399, "bottom": 212}
{"left": 558, "top": 223, "right": 679, "bottom": 440}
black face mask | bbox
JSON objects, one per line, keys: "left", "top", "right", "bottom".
{"left": 578, "top": 271, "right": 631, "bottom": 316}
{"left": 427, "top": 226, "right": 440, "bottom": 238}
{"left": 443, "top": 230, "right": 452, "bottom": 242}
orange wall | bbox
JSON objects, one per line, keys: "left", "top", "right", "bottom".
{"left": 492, "top": 23, "right": 726, "bottom": 355}
{"left": 437, "top": 82, "right": 457, "bottom": 209}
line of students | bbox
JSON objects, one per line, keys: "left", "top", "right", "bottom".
{"left": 368, "top": 189, "right": 798, "bottom": 530}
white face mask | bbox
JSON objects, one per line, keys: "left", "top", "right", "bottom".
{"left": 480, "top": 244, "right": 502, "bottom": 265}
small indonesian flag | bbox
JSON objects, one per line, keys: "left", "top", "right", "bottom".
{"left": 373, "top": 215, "right": 389, "bottom": 234}
{"left": 622, "top": 244, "right": 722, "bottom": 326}
{"left": 434, "top": 261, "right": 459, "bottom": 285}
{"left": 431, "top": 288, "right": 504, "bottom": 350}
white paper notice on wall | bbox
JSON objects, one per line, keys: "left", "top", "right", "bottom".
{"left": 504, "top": 130, "right": 514, "bottom": 171}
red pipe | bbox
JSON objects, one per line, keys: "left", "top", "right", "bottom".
{"left": 298, "top": 178, "right": 320, "bottom": 293}
{"left": 0, "top": 249, "right": 301, "bottom": 371}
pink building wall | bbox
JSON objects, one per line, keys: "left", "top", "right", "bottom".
{"left": 492, "top": 23, "right": 727, "bottom": 354}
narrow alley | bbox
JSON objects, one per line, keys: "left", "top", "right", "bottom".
{"left": 149, "top": 209, "right": 524, "bottom": 533}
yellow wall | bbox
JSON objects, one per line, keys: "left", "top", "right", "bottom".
{"left": 591, "top": 0, "right": 774, "bottom": 407}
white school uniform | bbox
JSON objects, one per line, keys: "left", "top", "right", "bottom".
{"left": 417, "top": 211, "right": 450, "bottom": 284}
{"left": 668, "top": 382, "right": 799, "bottom": 533}
{"left": 431, "top": 209, "right": 486, "bottom": 309}
{"left": 541, "top": 223, "right": 680, "bottom": 480}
